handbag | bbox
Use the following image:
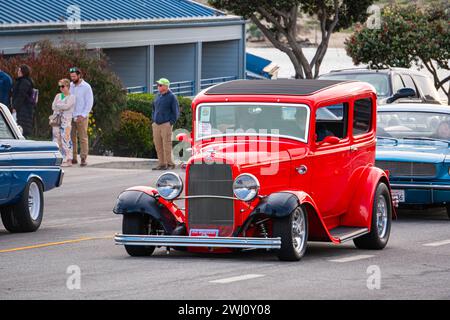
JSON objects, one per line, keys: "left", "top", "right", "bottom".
{"left": 49, "top": 113, "right": 62, "bottom": 127}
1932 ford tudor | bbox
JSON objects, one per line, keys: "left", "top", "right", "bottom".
{"left": 114, "top": 79, "right": 394, "bottom": 261}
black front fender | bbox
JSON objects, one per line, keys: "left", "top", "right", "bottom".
{"left": 234, "top": 192, "right": 300, "bottom": 236}
{"left": 113, "top": 190, "right": 177, "bottom": 234}
{"left": 254, "top": 192, "right": 300, "bottom": 218}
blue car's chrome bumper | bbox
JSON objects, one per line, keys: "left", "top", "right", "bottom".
{"left": 390, "top": 182, "right": 450, "bottom": 205}
{"left": 391, "top": 183, "right": 450, "bottom": 190}
{"left": 115, "top": 234, "right": 282, "bottom": 249}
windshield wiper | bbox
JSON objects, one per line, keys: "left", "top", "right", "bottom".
{"left": 402, "top": 137, "right": 450, "bottom": 145}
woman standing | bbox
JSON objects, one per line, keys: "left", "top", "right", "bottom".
{"left": 12, "top": 65, "right": 34, "bottom": 137}
{"left": 51, "top": 79, "right": 76, "bottom": 167}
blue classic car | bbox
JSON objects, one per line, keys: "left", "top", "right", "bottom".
{"left": 0, "top": 103, "right": 63, "bottom": 232}
{"left": 376, "top": 103, "right": 450, "bottom": 218}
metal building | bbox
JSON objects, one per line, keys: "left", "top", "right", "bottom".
{"left": 0, "top": 0, "right": 246, "bottom": 96}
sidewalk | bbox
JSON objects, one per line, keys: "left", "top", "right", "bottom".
{"left": 87, "top": 155, "right": 158, "bottom": 170}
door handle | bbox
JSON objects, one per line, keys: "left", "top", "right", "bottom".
{"left": 350, "top": 146, "right": 358, "bottom": 152}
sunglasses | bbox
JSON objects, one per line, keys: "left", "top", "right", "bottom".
{"left": 69, "top": 68, "right": 79, "bottom": 72}
{"left": 59, "top": 85, "right": 65, "bottom": 88}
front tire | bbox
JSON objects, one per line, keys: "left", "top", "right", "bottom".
{"left": 354, "top": 182, "right": 392, "bottom": 250}
{"left": 0, "top": 179, "right": 44, "bottom": 233}
{"left": 122, "top": 214, "right": 156, "bottom": 257}
{"left": 273, "top": 206, "right": 308, "bottom": 261}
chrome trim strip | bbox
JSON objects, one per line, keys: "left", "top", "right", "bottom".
{"left": 114, "top": 234, "right": 282, "bottom": 249}
{"left": 195, "top": 102, "right": 311, "bottom": 143}
{"left": 390, "top": 183, "right": 450, "bottom": 190}
{"left": 0, "top": 166, "right": 61, "bottom": 170}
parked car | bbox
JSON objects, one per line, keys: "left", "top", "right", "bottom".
{"left": 114, "top": 79, "right": 394, "bottom": 261}
{"left": 0, "top": 103, "right": 63, "bottom": 233}
{"left": 376, "top": 103, "right": 450, "bottom": 218}
{"left": 319, "top": 67, "right": 443, "bottom": 105}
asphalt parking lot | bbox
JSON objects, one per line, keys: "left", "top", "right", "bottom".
{"left": 1, "top": 166, "right": 449, "bottom": 300}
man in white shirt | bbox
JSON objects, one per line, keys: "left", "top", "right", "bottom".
{"left": 69, "top": 67, "right": 94, "bottom": 167}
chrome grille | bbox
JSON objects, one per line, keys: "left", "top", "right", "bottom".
{"left": 376, "top": 161, "right": 436, "bottom": 177}
{"left": 187, "top": 163, "right": 234, "bottom": 235}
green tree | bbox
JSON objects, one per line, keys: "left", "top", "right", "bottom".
{"left": 209, "top": 0, "right": 374, "bottom": 78}
{"left": 345, "top": 2, "right": 450, "bottom": 103}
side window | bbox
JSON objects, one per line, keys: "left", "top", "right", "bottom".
{"left": 413, "top": 75, "right": 440, "bottom": 102}
{"left": 401, "top": 75, "right": 419, "bottom": 97}
{"left": 315, "top": 103, "right": 348, "bottom": 143}
{"left": 353, "top": 98, "right": 373, "bottom": 136}
{"left": 392, "top": 74, "right": 405, "bottom": 93}
{"left": 0, "top": 112, "right": 15, "bottom": 140}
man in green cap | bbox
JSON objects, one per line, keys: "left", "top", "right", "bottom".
{"left": 151, "top": 78, "right": 180, "bottom": 170}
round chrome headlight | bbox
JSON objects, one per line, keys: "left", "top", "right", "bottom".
{"left": 233, "top": 173, "right": 260, "bottom": 202}
{"left": 156, "top": 172, "right": 183, "bottom": 200}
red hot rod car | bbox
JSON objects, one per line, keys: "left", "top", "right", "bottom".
{"left": 114, "top": 79, "right": 394, "bottom": 261}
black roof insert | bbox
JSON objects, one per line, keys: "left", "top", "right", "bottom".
{"left": 205, "top": 79, "right": 351, "bottom": 96}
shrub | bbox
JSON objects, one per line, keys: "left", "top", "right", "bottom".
{"left": 127, "top": 93, "right": 192, "bottom": 131}
{"left": 106, "top": 111, "right": 153, "bottom": 158}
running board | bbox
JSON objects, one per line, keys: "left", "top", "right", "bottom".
{"left": 115, "top": 234, "right": 282, "bottom": 249}
{"left": 329, "top": 227, "right": 369, "bottom": 243}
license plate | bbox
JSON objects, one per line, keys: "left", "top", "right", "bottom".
{"left": 189, "top": 229, "right": 219, "bottom": 237}
{"left": 392, "top": 189, "right": 405, "bottom": 203}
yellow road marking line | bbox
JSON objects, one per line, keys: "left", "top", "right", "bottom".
{"left": 0, "top": 236, "right": 113, "bottom": 253}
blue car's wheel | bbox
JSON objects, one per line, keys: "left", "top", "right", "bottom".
{"left": 0, "top": 179, "right": 44, "bottom": 233}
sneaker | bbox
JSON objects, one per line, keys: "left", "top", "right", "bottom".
{"left": 80, "top": 158, "right": 87, "bottom": 167}
{"left": 167, "top": 164, "right": 176, "bottom": 170}
{"left": 61, "top": 162, "right": 72, "bottom": 167}
{"left": 72, "top": 159, "right": 78, "bottom": 165}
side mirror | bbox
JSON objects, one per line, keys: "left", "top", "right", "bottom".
{"left": 387, "top": 87, "right": 416, "bottom": 103}
{"left": 176, "top": 133, "right": 192, "bottom": 143}
{"left": 321, "top": 136, "right": 340, "bottom": 145}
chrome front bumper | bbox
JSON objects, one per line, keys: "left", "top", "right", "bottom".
{"left": 390, "top": 183, "right": 450, "bottom": 190}
{"left": 114, "top": 234, "right": 282, "bottom": 249}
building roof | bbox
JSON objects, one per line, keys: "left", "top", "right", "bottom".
{"left": 205, "top": 79, "right": 352, "bottom": 96}
{"left": 0, "top": 0, "right": 237, "bottom": 29}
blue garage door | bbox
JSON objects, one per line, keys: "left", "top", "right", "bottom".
{"left": 202, "top": 40, "right": 239, "bottom": 80}
{"left": 104, "top": 47, "right": 147, "bottom": 90}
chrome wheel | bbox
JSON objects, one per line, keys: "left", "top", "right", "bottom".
{"left": 28, "top": 182, "right": 41, "bottom": 221}
{"left": 292, "top": 209, "right": 306, "bottom": 253}
{"left": 376, "top": 195, "right": 388, "bottom": 238}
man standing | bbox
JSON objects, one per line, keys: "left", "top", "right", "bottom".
{"left": 69, "top": 67, "right": 94, "bottom": 167}
{"left": 152, "top": 78, "right": 179, "bottom": 170}
{"left": 0, "top": 67, "right": 13, "bottom": 109}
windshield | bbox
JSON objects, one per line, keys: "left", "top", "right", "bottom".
{"left": 196, "top": 104, "right": 310, "bottom": 142}
{"left": 320, "top": 73, "right": 390, "bottom": 98}
{"left": 377, "top": 111, "right": 450, "bottom": 141}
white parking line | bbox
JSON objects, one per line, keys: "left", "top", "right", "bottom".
{"left": 210, "top": 274, "right": 265, "bottom": 284}
{"left": 329, "top": 254, "right": 375, "bottom": 263}
{"left": 423, "top": 239, "right": 450, "bottom": 247}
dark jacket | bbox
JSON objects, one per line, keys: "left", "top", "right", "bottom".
{"left": 0, "top": 70, "right": 12, "bottom": 108}
{"left": 12, "top": 76, "right": 34, "bottom": 137}
{"left": 152, "top": 90, "right": 180, "bottom": 125}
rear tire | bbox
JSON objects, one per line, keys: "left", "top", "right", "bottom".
{"left": 0, "top": 179, "right": 44, "bottom": 233}
{"left": 273, "top": 206, "right": 308, "bottom": 261}
{"left": 354, "top": 182, "right": 392, "bottom": 250}
{"left": 122, "top": 214, "right": 156, "bottom": 257}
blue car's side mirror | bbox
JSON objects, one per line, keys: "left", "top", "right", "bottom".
{"left": 387, "top": 87, "right": 416, "bottom": 103}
